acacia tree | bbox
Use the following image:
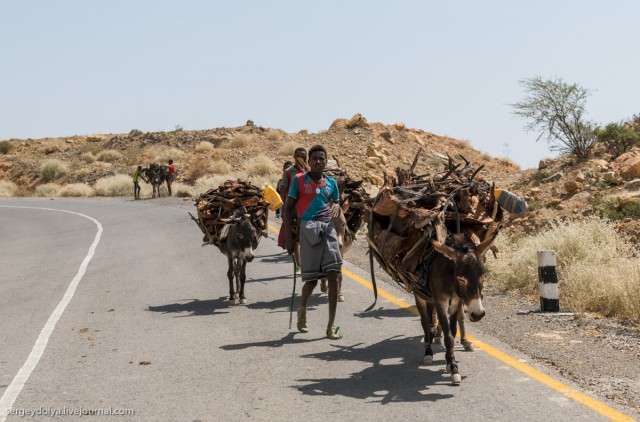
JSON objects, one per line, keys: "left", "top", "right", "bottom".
{"left": 512, "top": 76, "right": 597, "bottom": 160}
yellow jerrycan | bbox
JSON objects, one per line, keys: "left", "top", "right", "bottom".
{"left": 263, "top": 183, "right": 283, "bottom": 211}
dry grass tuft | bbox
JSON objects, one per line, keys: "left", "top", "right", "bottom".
{"left": 40, "top": 159, "right": 69, "bottom": 181}
{"left": 154, "top": 148, "right": 184, "bottom": 163}
{"left": 60, "top": 183, "right": 94, "bottom": 197}
{"left": 96, "top": 150, "right": 123, "bottom": 163}
{"left": 223, "top": 133, "right": 256, "bottom": 148}
{"left": 0, "top": 180, "right": 18, "bottom": 197}
{"left": 173, "top": 182, "right": 194, "bottom": 198}
{"left": 94, "top": 174, "right": 133, "bottom": 196}
{"left": 209, "top": 160, "right": 232, "bottom": 174}
{"left": 81, "top": 152, "right": 96, "bottom": 163}
{"left": 487, "top": 217, "right": 640, "bottom": 322}
{"left": 279, "top": 141, "right": 300, "bottom": 156}
{"left": 195, "top": 141, "right": 214, "bottom": 152}
{"left": 246, "top": 155, "right": 277, "bottom": 177}
{"left": 35, "top": 183, "right": 61, "bottom": 197}
{"left": 265, "top": 129, "right": 284, "bottom": 140}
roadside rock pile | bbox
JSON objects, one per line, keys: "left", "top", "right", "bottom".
{"left": 191, "top": 180, "right": 269, "bottom": 246}
{"left": 366, "top": 152, "right": 503, "bottom": 296}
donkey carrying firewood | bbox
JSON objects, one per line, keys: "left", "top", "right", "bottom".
{"left": 217, "top": 207, "right": 259, "bottom": 305}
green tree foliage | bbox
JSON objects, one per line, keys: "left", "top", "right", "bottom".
{"left": 594, "top": 121, "right": 640, "bottom": 158}
{"left": 512, "top": 76, "right": 597, "bottom": 160}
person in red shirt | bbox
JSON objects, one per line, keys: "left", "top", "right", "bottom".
{"left": 166, "top": 159, "right": 176, "bottom": 196}
{"left": 277, "top": 148, "right": 308, "bottom": 267}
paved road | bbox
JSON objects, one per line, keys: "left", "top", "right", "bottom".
{"left": 0, "top": 198, "right": 634, "bottom": 421}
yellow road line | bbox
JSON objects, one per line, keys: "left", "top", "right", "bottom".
{"left": 266, "top": 223, "right": 634, "bottom": 421}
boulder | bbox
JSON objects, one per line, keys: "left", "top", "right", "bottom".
{"left": 542, "top": 172, "right": 563, "bottom": 183}
{"left": 538, "top": 158, "right": 553, "bottom": 169}
{"left": 393, "top": 122, "right": 406, "bottom": 130}
{"left": 617, "top": 191, "right": 640, "bottom": 206}
{"left": 620, "top": 157, "right": 640, "bottom": 180}
{"left": 564, "top": 180, "right": 583, "bottom": 192}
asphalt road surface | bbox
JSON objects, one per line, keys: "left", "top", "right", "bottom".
{"left": 0, "top": 198, "right": 634, "bottom": 421}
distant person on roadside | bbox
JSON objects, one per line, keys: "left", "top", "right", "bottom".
{"left": 133, "top": 165, "right": 147, "bottom": 200}
{"left": 166, "top": 159, "right": 176, "bottom": 196}
{"left": 284, "top": 144, "right": 343, "bottom": 340}
{"left": 277, "top": 148, "right": 308, "bottom": 267}
{"left": 275, "top": 160, "right": 293, "bottom": 219}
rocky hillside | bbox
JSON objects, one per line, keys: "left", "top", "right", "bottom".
{"left": 2, "top": 113, "right": 639, "bottom": 242}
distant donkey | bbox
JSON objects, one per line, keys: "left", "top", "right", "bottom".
{"left": 217, "top": 207, "right": 259, "bottom": 305}
{"left": 143, "top": 163, "right": 167, "bottom": 198}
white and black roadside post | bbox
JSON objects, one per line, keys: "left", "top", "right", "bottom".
{"left": 537, "top": 250, "right": 559, "bottom": 312}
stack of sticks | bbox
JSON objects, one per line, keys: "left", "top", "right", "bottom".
{"left": 191, "top": 179, "right": 270, "bottom": 246}
{"left": 366, "top": 150, "right": 503, "bottom": 295}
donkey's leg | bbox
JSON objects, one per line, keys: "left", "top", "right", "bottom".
{"left": 435, "top": 300, "right": 461, "bottom": 384}
{"left": 227, "top": 254, "right": 237, "bottom": 305}
{"left": 458, "top": 309, "right": 474, "bottom": 351}
{"left": 238, "top": 258, "right": 247, "bottom": 305}
{"left": 414, "top": 294, "right": 434, "bottom": 364}
{"left": 320, "top": 278, "right": 328, "bottom": 293}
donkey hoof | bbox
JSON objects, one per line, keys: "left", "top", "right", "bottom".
{"left": 451, "top": 373, "right": 462, "bottom": 384}
{"left": 240, "top": 298, "right": 247, "bottom": 305}
{"left": 462, "top": 342, "right": 475, "bottom": 352}
{"left": 229, "top": 299, "right": 237, "bottom": 306}
{"left": 338, "top": 294, "right": 344, "bottom": 302}
{"left": 320, "top": 280, "right": 328, "bottom": 293}
{"left": 422, "top": 355, "right": 433, "bottom": 365}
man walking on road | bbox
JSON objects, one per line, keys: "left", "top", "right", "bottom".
{"left": 284, "top": 145, "right": 343, "bottom": 340}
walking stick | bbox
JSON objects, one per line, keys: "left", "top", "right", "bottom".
{"left": 289, "top": 254, "right": 297, "bottom": 329}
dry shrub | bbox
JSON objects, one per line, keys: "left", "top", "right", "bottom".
{"left": 86, "top": 136, "right": 104, "bottom": 143}
{"left": 195, "top": 141, "right": 214, "bottom": 152}
{"left": 0, "top": 140, "right": 13, "bottom": 154}
{"left": 0, "top": 180, "right": 17, "bottom": 197}
{"left": 81, "top": 152, "right": 96, "bottom": 163}
{"left": 223, "top": 133, "right": 256, "bottom": 148}
{"left": 40, "top": 159, "right": 68, "bottom": 181}
{"left": 154, "top": 147, "right": 184, "bottom": 163}
{"left": 35, "top": 183, "right": 61, "bottom": 197}
{"left": 279, "top": 141, "right": 300, "bottom": 155}
{"left": 39, "top": 139, "right": 66, "bottom": 154}
{"left": 487, "top": 217, "right": 640, "bottom": 322}
{"left": 94, "top": 174, "right": 132, "bottom": 196}
{"left": 480, "top": 152, "right": 493, "bottom": 161}
{"left": 173, "top": 182, "right": 194, "bottom": 198}
{"left": 60, "top": 183, "right": 94, "bottom": 197}
{"left": 209, "top": 160, "right": 232, "bottom": 174}
{"left": 265, "top": 129, "right": 284, "bottom": 140}
{"left": 246, "top": 155, "right": 276, "bottom": 177}
{"left": 96, "top": 150, "right": 123, "bottom": 163}
{"left": 452, "top": 139, "right": 471, "bottom": 149}
{"left": 74, "top": 167, "right": 91, "bottom": 178}
{"left": 494, "top": 157, "right": 520, "bottom": 169}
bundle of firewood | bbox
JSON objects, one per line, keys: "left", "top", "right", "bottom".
{"left": 366, "top": 150, "right": 503, "bottom": 295}
{"left": 190, "top": 180, "right": 270, "bottom": 246}
{"left": 324, "top": 163, "right": 372, "bottom": 242}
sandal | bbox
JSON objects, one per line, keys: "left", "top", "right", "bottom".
{"left": 326, "top": 326, "right": 343, "bottom": 340}
{"left": 297, "top": 311, "right": 309, "bottom": 333}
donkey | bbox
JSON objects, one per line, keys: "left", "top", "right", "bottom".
{"left": 415, "top": 231, "right": 497, "bottom": 384}
{"left": 144, "top": 163, "right": 167, "bottom": 198}
{"left": 217, "top": 208, "right": 259, "bottom": 305}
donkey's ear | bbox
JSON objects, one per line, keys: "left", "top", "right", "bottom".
{"left": 475, "top": 230, "right": 499, "bottom": 258}
{"left": 432, "top": 240, "right": 457, "bottom": 261}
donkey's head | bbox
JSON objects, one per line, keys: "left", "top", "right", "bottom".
{"left": 431, "top": 231, "right": 498, "bottom": 322}
{"left": 227, "top": 209, "right": 258, "bottom": 262}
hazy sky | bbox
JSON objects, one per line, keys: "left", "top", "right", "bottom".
{"left": 1, "top": 1, "right": 638, "bottom": 169}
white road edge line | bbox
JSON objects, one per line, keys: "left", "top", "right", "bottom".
{"left": 0, "top": 206, "right": 103, "bottom": 421}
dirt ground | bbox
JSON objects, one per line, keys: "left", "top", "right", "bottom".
{"left": 345, "top": 233, "right": 640, "bottom": 417}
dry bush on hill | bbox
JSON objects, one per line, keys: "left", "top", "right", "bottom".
{"left": 172, "top": 182, "right": 194, "bottom": 198}
{"left": 0, "top": 180, "right": 17, "bottom": 197}
{"left": 0, "top": 140, "right": 13, "bottom": 154}
{"left": 154, "top": 147, "right": 184, "bottom": 163}
{"left": 195, "top": 141, "right": 214, "bottom": 152}
{"left": 40, "top": 159, "right": 68, "bottom": 181}
{"left": 488, "top": 217, "right": 640, "bottom": 322}
{"left": 35, "top": 183, "right": 61, "bottom": 197}
{"left": 246, "top": 155, "right": 277, "bottom": 177}
{"left": 60, "top": 183, "right": 94, "bottom": 197}
{"left": 265, "top": 129, "right": 284, "bottom": 140}
{"left": 81, "top": 152, "right": 96, "bottom": 163}
{"left": 94, "top": 174, "right": 132, "bottom": 196}
{"left": 209, "top": 160, "right": 232, "bottom": 174}
{"left": 39, "top": 139, "right": 66, "bottom": 154}
{"left": 278, "top": 141, "right": 301, "bottom": 155}
{"left": 223, "top": 133, "right": 256, "bottom": 148}
{"left": 96, "top": 150, "right": 123, "bottom": 163}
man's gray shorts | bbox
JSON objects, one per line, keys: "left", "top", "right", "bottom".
{"left": 299, "top": 220, "right": 342, "bottom": 282}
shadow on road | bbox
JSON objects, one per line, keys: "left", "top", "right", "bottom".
{"left": 220, "top": 332, "right": 326, "bottom": 351}
{"left": 146, "top": 297, "right": 230, "bottom": 316}
{"left": 295, "top": 335, "right": 456, "bottom": 403}
{"left": 352, "top": 306, "right": 417, "bottom": 320}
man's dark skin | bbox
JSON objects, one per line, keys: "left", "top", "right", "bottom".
{"left": 284, "top": 149, "right": 342, "bottom": 335}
